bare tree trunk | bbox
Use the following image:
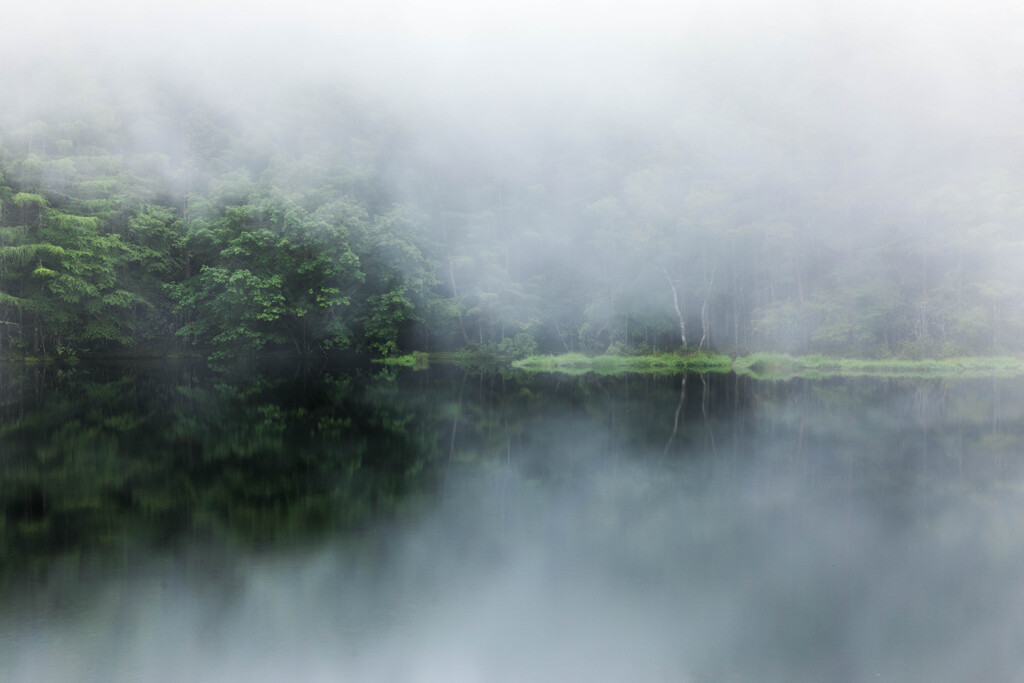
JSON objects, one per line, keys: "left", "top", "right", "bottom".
{"left": 699, "top": 299, "right": 710, "bottom": 351}
{"left": 661, "top": 266, "right": 687, "bottom": 348}
{"left": 554, "top": 322, "right": 571, "bottom": 352}
{"left": 699, "top": 266, "right": 716, "bottom": 351}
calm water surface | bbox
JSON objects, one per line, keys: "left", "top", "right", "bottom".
{"left": 2, "top": 361, "right": 1024, "bottom": 682}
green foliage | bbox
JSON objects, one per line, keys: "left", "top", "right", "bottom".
{"left": 497, "top": 332, "right": 538, "bottom": 359}
{"left": 171, "top": 193, "right": 363, "bottom": 356}
{"left": 0, "top": 243, "right": 65, "bottom": 265}
{"left": 0, "top": 195, "right": 151, "bottom": 354}
{"left": 11, "top": 192, "right": 47, "bottom": 208}
{"left": 363, "top": 286, "right": 416, "bottom": 357}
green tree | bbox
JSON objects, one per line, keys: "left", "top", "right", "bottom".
{"left": 172, "top": 194, "right": 363, "bottom": 356}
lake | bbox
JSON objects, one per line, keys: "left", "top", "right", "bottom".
{"left": 2, "top": 361, "right": 1024, "bottom": 682}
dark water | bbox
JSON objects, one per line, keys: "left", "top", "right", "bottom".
{"left": 2, "top": 361, "right": 1024, "bottom": 682}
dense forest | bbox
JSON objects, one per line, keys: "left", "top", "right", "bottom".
{"left": 2, "top": 41, "right": 1024, "bottom": 360}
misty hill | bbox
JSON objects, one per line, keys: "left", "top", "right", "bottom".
{"left": 2, "top": 4, "right": 1023, "bottom": 359}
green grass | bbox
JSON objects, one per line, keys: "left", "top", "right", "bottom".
{"left": 512, "top": 351, "right": 734, "bottom": 376}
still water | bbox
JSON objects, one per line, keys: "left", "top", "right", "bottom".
{"left": 2, "top": 361, "right": 1024, "bottom": 682}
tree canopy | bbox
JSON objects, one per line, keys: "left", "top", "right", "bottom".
{"left": 2, "top": 64, "right": 1023, "bottom": 360}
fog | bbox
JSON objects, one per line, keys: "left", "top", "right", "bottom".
{"left": 10, "top": 1, "right": 1022, "bottom": 165}
{"left": 5, "top": 370, "right": 1024, "bottom": 682}
{"left": 4, "top": 5, "right": 1024, "bottom": 678}
{"left": 2, "top": 0, "right": 1006, "bottom": 359}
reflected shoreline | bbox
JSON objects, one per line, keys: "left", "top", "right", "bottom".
{"left": 4, "top": 362, "right": 1024, "bottom": 681}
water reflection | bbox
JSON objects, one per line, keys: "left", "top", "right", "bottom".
{"left": 3, "top": 363, "right": 1024, "bottom": 681}
{"left": 0, "top": 361, "right": 446, "bottom": 579}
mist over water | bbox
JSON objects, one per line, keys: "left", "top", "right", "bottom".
{"left": 4, "top": 1, "right": 1024, "bottom": 679}
{"left": 3, "top": 365, "right": 1024, "bottom": 682}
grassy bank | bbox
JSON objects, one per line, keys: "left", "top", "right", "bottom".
{"left": 512, "top": 351, "right": 734, "bottom": 376}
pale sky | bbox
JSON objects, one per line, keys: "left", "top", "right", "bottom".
{"left": 4, "top": 0, "right": 1022, "bottom": 152}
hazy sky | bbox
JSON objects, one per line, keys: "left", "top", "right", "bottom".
{"left": 10, "top": 0, "right": 1021, "bottom": 80}
{"left": 5, "top": 0, "right": 1022, "bottom": 185}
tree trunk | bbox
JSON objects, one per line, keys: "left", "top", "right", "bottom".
{"left": 661, "top": 266, "right": 687, "bottom": 348}
{"left": 699, "top": 298, "right": 710, "bottom": 351}
{"left": 699, "top": 265, "right": 715, "bottom": 351}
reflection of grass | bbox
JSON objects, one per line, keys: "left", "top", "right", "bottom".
{"left": 372, "top": 351, "right": 430, "bottom": 368}
{"left": 512, "top": 351, "right": 734, "bottom": 375}
{"left": 733, "top": 353, "right": 1024, "bottom": 379}
{"left": 512, "top": 351, "right": 1024, "bottom": 378}
{"left": 732, "top": 353, "right": 805, "bottom": 379}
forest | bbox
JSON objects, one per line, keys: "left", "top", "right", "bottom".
{"left": 2, "top": 42, "right": 1023, "bottom": 361}
{"left": 6, "top": 8, "right": 1024, "bottom": 680}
